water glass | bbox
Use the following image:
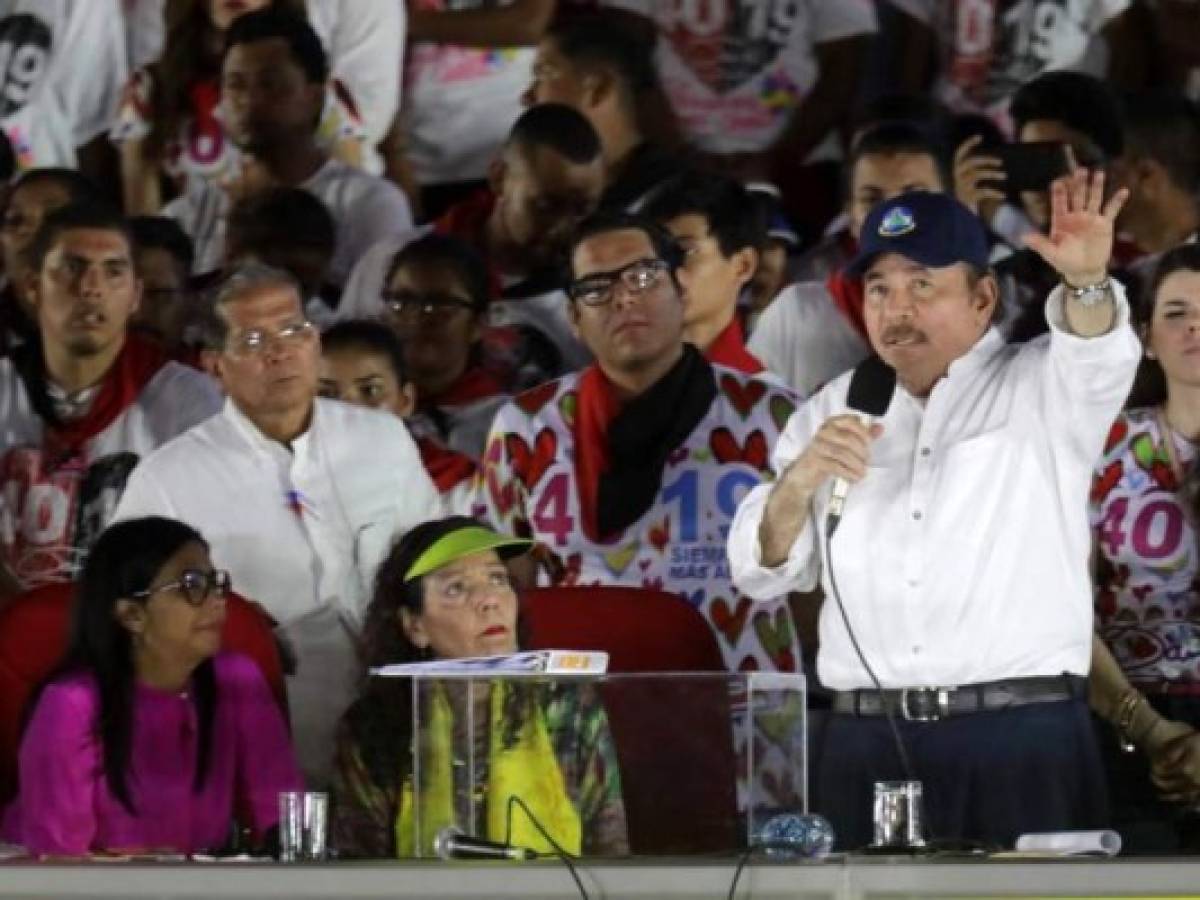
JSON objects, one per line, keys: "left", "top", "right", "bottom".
{"left": 279, "top": 791, "right": 328, "bottom": 861}
{"left": 872, "top": 780, "right": 925, "bottom": 849}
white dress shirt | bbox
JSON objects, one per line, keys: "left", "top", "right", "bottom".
{"left": 113, "top": 397, "right": 443, "bottom": 785}
{"left": 729, "top": 285, "right": 1140, "bottom": 690}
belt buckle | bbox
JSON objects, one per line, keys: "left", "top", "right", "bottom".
{"left": 900, "top": 687, "right": 951, "bottom": 722}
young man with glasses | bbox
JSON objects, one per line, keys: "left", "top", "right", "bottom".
{"left": 0, "top": 202, "right": 221, "bottom": 602}
{"left": 479, "top": 211, "right": 804, "bottom": 677}
{"left": 114, "top": 262, "right": 442, "bottom": 788}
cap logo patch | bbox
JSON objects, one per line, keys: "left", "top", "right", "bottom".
{"left": 879, "top": 206, "right": 916, "bottom": 237}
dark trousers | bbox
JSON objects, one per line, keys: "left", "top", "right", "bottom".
{"left": 812, "top": 698, "right": 1109, "bottom": 851}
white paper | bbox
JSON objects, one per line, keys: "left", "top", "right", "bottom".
{"left": 1014, "top": 830, "right": 1121, "bottom": 856}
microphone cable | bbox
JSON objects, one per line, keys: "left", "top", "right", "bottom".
{"left": 824, "top": 513, "right": 917, "bottom": 797}
{"left": 505, "top": 795, "right": 589, "bottom": 900}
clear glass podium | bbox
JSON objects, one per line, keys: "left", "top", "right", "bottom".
{"left": 370, "top": 671, "right": 806, "bottom": 858}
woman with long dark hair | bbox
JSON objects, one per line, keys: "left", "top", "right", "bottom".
{"left": 1090, "top": 243, "right": 1200, "bottom": 848}
{"left": 0, "top": 517, "right": 301, "bottom": 856}
{"left": 113, "top": 0, "right": 363, "bottom": 216}
{"left": 330, "top": 516, "right": 627, "bottom": 858}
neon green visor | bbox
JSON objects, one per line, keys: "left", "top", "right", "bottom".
{"left": 403, "top": 525, "right": 533, "bottom": 582}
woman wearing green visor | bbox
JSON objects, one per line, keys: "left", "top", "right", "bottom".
{"left": 330, "top": 516, "right": 629, "bottom": 858}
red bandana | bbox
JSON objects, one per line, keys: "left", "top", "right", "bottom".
{"left": 573, "top": 365, "right": 622, "bottom": 542}
{"left": 825, "top": 269, "right": 868, "bottom": 342}
{"left": 44, "top": 334, "right": 173, "bottom": 460}
{"left": 704, "top": 318, "right": 764, "bottom": 374}
{"left": 416, "top": 436, "right": 477, "bottom": 493}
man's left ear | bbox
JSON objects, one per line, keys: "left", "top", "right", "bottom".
{"left": 733, "top": 246, "right": 760, "bottom": 290}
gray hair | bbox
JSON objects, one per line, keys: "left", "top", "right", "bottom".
{"left": 195, "top": 260, "right": 302, "bottom": 351}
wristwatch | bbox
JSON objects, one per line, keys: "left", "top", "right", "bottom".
{"left": 1064, "top": 275, "right": 1113, "bottom": 307}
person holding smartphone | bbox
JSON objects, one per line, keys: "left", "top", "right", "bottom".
{"left": 955, "top": 72, "right": 1125, "bottom": 342}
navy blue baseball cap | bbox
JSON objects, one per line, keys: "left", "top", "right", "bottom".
{"left": 846, "top": 192, "right": 989, "bottom": 278}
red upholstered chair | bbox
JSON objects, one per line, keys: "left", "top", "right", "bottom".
{"left": 0, "top": 582, "right": 286, "bottom": 806}
{"left": 523, "top": 585, "right": 738, "bottom": 855}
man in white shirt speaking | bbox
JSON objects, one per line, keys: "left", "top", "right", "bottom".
{"left": 114, "top": 262, "right": 442, "bottom": 787}
{"left": 729, "top": 172, "right": 1138, "bottom": 849}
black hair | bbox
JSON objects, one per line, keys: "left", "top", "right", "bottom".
{"left": 848, "top": 120, "right": 952, "bottom": 192}
{"left": 223, "top": 6, "right": 328, "bottom": 84}
{"left": 566, "top": 210, "right": 685, "bottom": 281}
{"left": 26, "top": 201, "right": 133, "bottom": 273}
{"left": 1010, "top": 71, "right": 1124, "bottom": 161}
{"left": 641, "top": 171, "right": 766, "bottom": 258}
{"left": 545, "top": 11, "right": 658, "bottom": 100}
{"left": 128, "top": 215, "right": 195, "bottom": 273}
{"left": 384, "top": 233, "right": 491, "bottom": 314}
{"left": 1129, "top": 242, "right": 1200, "bottom": 409}
{"left": 0, "top": 130, "right": 14, "bottom": 183}
{"left": 321, "top": 319, "right": 408, "bottom": 384}
{"left": 1128, "top": 242, "right": 1200, "bottom": 523}
{"left": 227, "top": 187, "right": 336, "bottom": 256}
{"left": 24, "top": 518, "right": 218, "bottom": 815}
{"left": 10, "top": 167, "right": 99, "bottom": 205}
{"left": 506, "top": 103, "right": 602, "bottom": 167}
{"left": 1121, "top": 91, "right": 1200, "bottom": 196}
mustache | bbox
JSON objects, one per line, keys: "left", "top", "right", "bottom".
{"left": 881, "top": 325, "right": 926, "bottom": 345}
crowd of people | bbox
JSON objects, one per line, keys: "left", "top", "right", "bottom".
{"left": 0, "top": 0, "right": 1198, "bottom": 860}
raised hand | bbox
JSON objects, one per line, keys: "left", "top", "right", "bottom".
{"left": 1021, "top": 167, "right": 1130, "bottom": 288}
{"left": 953, "top": 135, "right": 1006, "bottom": 220}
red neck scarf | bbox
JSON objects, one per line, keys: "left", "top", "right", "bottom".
{"left": 416, "top": 436, "right": 477, "bottom": 493}
{"left": 825, "top": 269, "right": 868, "bottom": 342}
{"left": 704, "top": 318, "right": 763, "bottom": 374}
{"left": 40, "top": 334, "right": 173, "bottom": 459}
{"left": 573, "top": 365, "right": 622, "bottom": 542}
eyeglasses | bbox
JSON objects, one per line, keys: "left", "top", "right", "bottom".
{"left": 226, "top": 320, "right": 314, "bottom": 357}
{"left": 382, "top": 291, "right": 478, "bottom": 320}
{"left": 567, "top": 258, "right": 669, "bottom": 307}
{"left": 132, "top": 568, "right": 232, "bottom": 606}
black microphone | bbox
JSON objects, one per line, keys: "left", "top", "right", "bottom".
{"left": 826, "top": 355, "right": 896, "bottom": 532}
{"left": 433, "top": 826, "right": 537, "bottom": 861}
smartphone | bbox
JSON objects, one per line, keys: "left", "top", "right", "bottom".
{"left": 980, "top": 141, "right": 1071, "bottom": 193}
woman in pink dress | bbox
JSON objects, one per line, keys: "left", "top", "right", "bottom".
{"left": 1, "top": 516, "right": 302, "bottom": 856}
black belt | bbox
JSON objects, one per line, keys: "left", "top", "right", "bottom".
{"left": 831, "top": 675, "right": 1086, "bottom": 722}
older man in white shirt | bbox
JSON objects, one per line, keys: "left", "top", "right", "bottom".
{"left": 114, "top": 263, "right": 442, "bottom": 787}
{"left": 729, "top": 175, "right": 1138, "bottom": 849}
